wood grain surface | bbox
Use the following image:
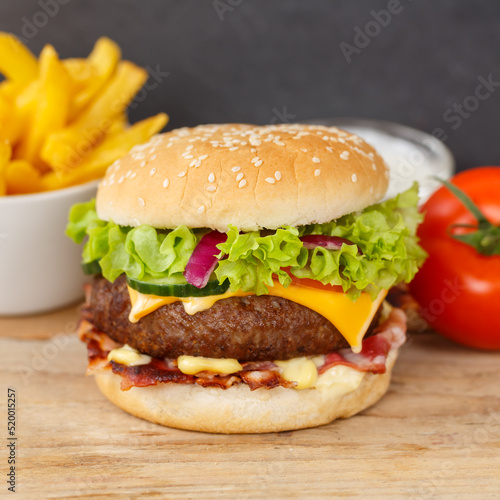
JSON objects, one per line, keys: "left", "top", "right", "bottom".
{"left": 1, "top": 306, "right": 499, "bottom": 499}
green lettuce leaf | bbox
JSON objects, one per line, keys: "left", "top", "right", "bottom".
{"left": 66, "top": 184, "right": 426, "bottom": 298}
{"left": 66, "top": 199, "right": 198, "bottom": 283}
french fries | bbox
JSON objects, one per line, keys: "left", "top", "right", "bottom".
{"left": 0, "top": 33, "right": 168, "bottom": 196}
{"left": 42, "top": 113, "right": 168, "bottom": 190}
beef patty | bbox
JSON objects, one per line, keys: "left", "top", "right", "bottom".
{"left": 82, "top": 275, "right": 381, "bottom": 361}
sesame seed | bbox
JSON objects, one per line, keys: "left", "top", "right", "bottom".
{"left": 265, "top": 177, "right": 275, "bottom": 184}
{"left": 195, "top": 160, "right": 202, "bottom": 168}
{"left": 338, "top": 138, "right": 346, "bottom": 144}
{"left": 150, "top": 148, "right": 156, "bottom": 153}
{"left": 149, "top": 168, "right": 156, "bottom": 176}
{"left": 322, "top": 136, "right": 329, "bottom": 141}
{"left": 183, "top": 154, "right": 193, "bottom": 159}
{"left": 229, "top": 146, "right": 239, "bottom": 151}
{"left": 151, "top": 154, "right": 157, "bottom": 161}
{"left": 314, "top": 169, "right": 321, "bottom": 177}
{"left": 236, "top": 172, "right": 244, "bottom": 181}
{"left": 351, "top": 173, "right": 357, "bottom": 183}
{"left": 186, "top": 145, "right": 194, "bottom": 150}
{"left": 340, "top": 151, "right": 350, "bottom": 160}
{"left": 372, "top": 163, "right": 377, "bottom": 171}
{"left": 300, "top": 148, "right": 308, "bottom": 152}
{"left": 130, "top": 172, "right": 137, "bottom": 180}
{"left": 251, "top": 148, "right": 257, "bottom": 153}
{"left": 118, "top": 176, "right": 124, "bottom": 183}
{"left": 189, "top": 160, "right": 197, "bottom": 167}
{"left": 125, "top": 170, "right": 132, "bottom": 178}
{"left": 326, "top": 146, "right": 333, "bottom": 153}
{"left": 140, "top": 161, "right": 146, "bottom": 168}
{"left": 208, "top": 173, "right": 215, "bottom": 183}
{"left": 241, "top": 141, "right": 247, "bottom": 146}
{"left": 206, "top": 185, "right": 216, "bottom": 192}
{"left": 163, "top": 178, "right": 169, "bottom": 188}
{"left": 198, "top": 154, "right": 208, "bottom": 160}
{"left": 197, "top": 205, "right": 206, "bottom": 214}
{"left": 274, "top": 141, "right": 285, "bottom": 146}
{"left": 239, "top": 179, "right": 247, "bottom": 188}
{"left": 178, "top": 171, "right": 186, "bottom": 177}
{"left": 275, "top": 171, "right": 282, "bottom": 181}
{"left": 231, "top": 166, "right": 241, "bottom": 172}
{"left": 251, "top": 156, "right": 259, "bottom": 164}
{"left": 312, "top": 157, "right": 320, "bottom": 163}
{"left": 166, "top": 142, "right": 173, "bottom": 148}
{"left": 254, "top": 160, "right": 263, "bottom": 167}
{"left": 138, "top": 197, "right": 145, "bottom": 207}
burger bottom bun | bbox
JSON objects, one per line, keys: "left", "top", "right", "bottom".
{"left": 94, "top": 349, "right": 398, "bottom": 434}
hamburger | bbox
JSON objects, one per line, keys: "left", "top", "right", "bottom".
{"left": 67, "top": 123, "right": 426, "bottom": 433}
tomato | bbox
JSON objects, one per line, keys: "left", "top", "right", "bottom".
{"left": 289, "top": 274, "right": 344, "bottom": 293}
{"left": 409, "top": 167, "right": 500, "bottom": 349}
{"left": 280, "top": 267, "right": 344, "bottom": 293}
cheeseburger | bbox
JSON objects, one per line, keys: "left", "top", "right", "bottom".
{"left": 67, "top": 123, "right": 426, "bottom": 433}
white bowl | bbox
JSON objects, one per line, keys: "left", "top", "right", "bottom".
{"left": 0, "top": 180, "right": 99, "bottom": 315}
{"left": 303, "top": 118, "right": 455, "bottom": 203}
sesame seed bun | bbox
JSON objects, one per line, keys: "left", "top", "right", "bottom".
{"left": 93, "top": 347, "right": 398, "bottom": 434}
{"left": 96, "top": 124, "right": 389, "bottom": 231}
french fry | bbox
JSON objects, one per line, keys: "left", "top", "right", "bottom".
{"left": 5, "top": 81, "right": 38, "bottom": 147}
{"left": 16, "top": 45, "right": 71, "bottom": 171}
{"left": 41, "top": 60, "right": 147, "bottom": 172}
{"left": 64, "top": 58, "right": 94, "bottom": 95}
{"left": 68, "top": 37, "right": 121, "bottom": 120}
{"left": 41, "top": 113, "right": 168, "bottom": 190}
{"left": 107, "top": 113, "right": 129, "bottom": 135}
{"left": 0, "top": 33, "right": 38, "bottom": 83}
{"left": 0, "top": 80, "right": 24, "bottom": 101}
{"left": 0, "top": 82, "right": 29, "bottom": 144}
{"left": 0, "top": 140, "right": 12, "bottom": 196}
{"left": 5, "top": 159, "right": 42, "bottom": 194}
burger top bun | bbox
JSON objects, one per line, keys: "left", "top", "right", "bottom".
{"left": 96, "top": 123, "right": 389, "bottom": 232}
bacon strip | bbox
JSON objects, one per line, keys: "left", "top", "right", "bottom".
{"left": 78, "top": 307, "right": 406, "bottom": 392}
{"left": 110, "top": 359, "right": 194, "bottom": 391}
{"left": 240, "top": 370, "right": 295, "bottom": 390}
{"left": 319, "top": 308, "right": 406, "bottom": 375}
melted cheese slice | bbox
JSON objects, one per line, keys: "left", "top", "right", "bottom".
{"left": 127, "top": 284, "right": 387, "bottom": 352}
{"left": 107, "top": 344, "right": 152, "bottom": 366}
{"left": 178, "top": 355, "right": 242, "bottom": 375}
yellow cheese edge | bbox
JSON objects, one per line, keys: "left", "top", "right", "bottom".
{"left": 127, "top": 283, "right": 387, "bottom": 352}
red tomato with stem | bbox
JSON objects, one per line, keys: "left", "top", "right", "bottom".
{"left": 409, "top": 167, "right": 500, "bottom": 349}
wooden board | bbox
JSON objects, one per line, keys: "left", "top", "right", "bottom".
{"left": 1, "top": 306, "right": 500, "bottom": 499}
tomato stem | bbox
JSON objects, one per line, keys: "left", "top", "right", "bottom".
{"left": 434, "top": 177, "right": 500, "bottom": 256}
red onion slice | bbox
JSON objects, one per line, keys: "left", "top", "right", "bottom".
{"left": 300, "top": 235, "right": 362, "bottom": 254}
{"left": 183, "top": 230, "right": 228, "bottom": 288}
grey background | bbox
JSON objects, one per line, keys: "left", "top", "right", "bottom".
{"left": 1, "top": 0, "right": 499, "bottom": 171}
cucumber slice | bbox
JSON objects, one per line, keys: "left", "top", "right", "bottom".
{"left": 127, "top": 273, "right": 230, "bottom": 297}
{"left": 81, "top": 260, "right": 101, "bottom": 275}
